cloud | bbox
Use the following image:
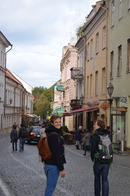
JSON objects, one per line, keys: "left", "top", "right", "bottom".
{"left": 1, "top": 0, "right": 96, "bottom": 88}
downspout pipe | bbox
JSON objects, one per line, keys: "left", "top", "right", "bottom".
{"left": 4, "top": 45, "right": 13, "bottom": 116}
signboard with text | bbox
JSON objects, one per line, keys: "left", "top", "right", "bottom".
{"left": 100, "top": 102, "right": 110, "bottom": 111}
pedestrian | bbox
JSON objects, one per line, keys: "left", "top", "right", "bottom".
{"left": 43, "top": 114, "right": 66, "bottom": 196}
{"left": 40, "top": 125, "right": 46, "bottom": 138}
{"left": 91, "top": 120, "right": 112, "bottom": 196}
{"left": 19, "top": 124, "right": 27, "bottom": 151}
{"left": 10, "top": 125, "right": 18, "bottom": 151}
{"left": 75, "top": 126, "right": 82, "bottom": 149}
{"left": 82, "top": 129, "right": 91, "bottom": 156}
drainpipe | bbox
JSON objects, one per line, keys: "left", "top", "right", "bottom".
{"left": 13, "top": 84, "right": 18, "bottom": 127}
{"left": 14, "top": 84, "right": 18, "bottom": 112}
{"left": 100, "top": 2, "right": 109, "bottom": 126}
{"left": 100, "top": 2, "right": 108, "bottom": 97}
{"left": 4, "top": 45, "right": 13, "bottom": 117}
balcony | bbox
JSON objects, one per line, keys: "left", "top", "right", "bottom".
{"left": 70, "top": 99, "right": 81, "bottom": 110}
{"left": 70, "top": 67, "right": 83, "bottom": 80}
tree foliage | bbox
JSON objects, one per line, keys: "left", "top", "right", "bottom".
{"left": 32, "top": 86, "right": 47, "bottom": 99}
{"left": 76, "top": 25, "right": 84, "bottom": 37}
{"left": 32, "top": 85, "right": 55, "bottom": 118}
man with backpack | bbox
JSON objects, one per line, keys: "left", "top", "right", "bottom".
{"left": 19, "top": 124, "right": 27, "bottom": 151}
{"left": 91, "top": 120, "right": 113, "bottom": 196}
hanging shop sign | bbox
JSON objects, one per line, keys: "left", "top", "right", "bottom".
{"left": 100, "top": 101, "right": 110, "bottom": 111}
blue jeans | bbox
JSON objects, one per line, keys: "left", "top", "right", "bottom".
{"left": 44, "top": 164, "right": 59, "bottom": 196}
{"left": 19, "top": 138, "right": 25, "bottom": 151}
{"left": 93, "top": 163, "right": 109, "bottom": 196}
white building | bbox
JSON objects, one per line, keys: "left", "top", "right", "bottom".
{"left": 0, "top": 31, "right": 12, "bottom": 131}
{"left": 3, "top": 69, "right": 24, "bottom": 131}
{"left": 13, "top": 73, "right": 34, "bottom": 114}
{"left": 0, "top": 31, "right": 34, "bottom": 133}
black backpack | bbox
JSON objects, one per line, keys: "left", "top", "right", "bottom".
{"left": 95, "top": 134, "right": 113, "bottom": 161}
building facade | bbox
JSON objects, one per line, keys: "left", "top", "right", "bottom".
{"left": 107, "top": 0, "right": 130, "bottom": 149}
{"left": 54, "top": 39, "right": 77, "bottom": 131}
{"left": 0, "top": 31, "right": 12, "bottom": 131}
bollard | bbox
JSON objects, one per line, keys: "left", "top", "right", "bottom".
{"left": 120, "top": 140, "right": 124, "bottom": 152}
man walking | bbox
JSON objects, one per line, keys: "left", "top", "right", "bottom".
{"left": 10, "top": 125, "right": 18, "bottom": 151}
{"left": 91, "top": 120, "right": 112, "bottom": 196}
{"left": 75, "top": 126, "right": 82, "bottom": 149}
{"left": 19, "top": 124, "right": 27, "bottom": 151}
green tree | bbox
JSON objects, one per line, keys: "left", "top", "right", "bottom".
{"left": 32, "top": 86, "right": 47, "bottom": 99}
{"left": 76, "top": 25, "right": 84, "bottom": 37}
{"left": 32, "top": 85, "right": 55, "bottom": 117}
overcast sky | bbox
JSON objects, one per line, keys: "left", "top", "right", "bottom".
{"left": 0, "top": 0, "right": 96, "bottom": 89}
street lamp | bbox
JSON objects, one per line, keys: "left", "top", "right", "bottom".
{"left": 107, "top": 83, "right": 114, "bottom": 141}
{"left": 107, "top": 83, "right": 114, "bottom": 98}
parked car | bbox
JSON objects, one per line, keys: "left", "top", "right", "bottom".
{"left": 25, "top": 126, "right": 42, "bottom": 144}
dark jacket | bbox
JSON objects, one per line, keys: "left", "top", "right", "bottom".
{"left": 91, "top": 128, "right": 111, "bottom": 164}
{"left": 10, "top": 129, "right": 18, "bottom": 142}
{"left": 44, "top": 124, "right": 66, "bottom": 171}
{"left": 19, "top": 127, "right": 27, "bottom": 138}
{"left": 75, "top": 129, "right": 81, "bottom": 141}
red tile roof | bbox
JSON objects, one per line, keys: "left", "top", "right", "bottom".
{"left": 6, "top": 68, "right": 23, "bottom": 87}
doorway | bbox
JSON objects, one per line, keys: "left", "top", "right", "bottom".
{"left": 111, "top": 113, "right": 125, "bottom": 144}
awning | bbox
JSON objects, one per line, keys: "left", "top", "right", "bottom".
{"left": 22, "top": 114, "right": 38, "bottom": 118}
{"left": 63, "top": 112, "right": 72, "bottom": 116}
{"left": 63, "top": 106, "right": 99, "bottom": 116}
{"left": 71, "top": 106, "right": 98, "bottom": 114}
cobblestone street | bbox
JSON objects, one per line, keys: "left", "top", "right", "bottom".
{"left": 0, "top": 134, "right": 130, "bottom": 196}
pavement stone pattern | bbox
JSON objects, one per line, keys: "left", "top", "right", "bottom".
{"left": 0, "top": 133, "right": 130, "bottom": 196}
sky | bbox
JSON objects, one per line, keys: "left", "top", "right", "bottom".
{"left": 0, "top": 0, "right": 96, "bottom": 89}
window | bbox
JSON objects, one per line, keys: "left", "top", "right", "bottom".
{"left": 0, "top": 51, "right": 5, "bottom": 68}
{"left": 102, "top": 26, "right": 106, "bottom": 49}
{"left": 102, "top": 68, "right": 106, "bottom": 95}
{"left": 0, "top": 51, "right": 2, "bottom": 67}
{"left": 128, "top": 0, "right": 130, "bottom": 9}
{"left": 95, "top": 32, "right": 99, "bottom": 54}
{"left": 110, "top": 51, "right": 114, "bottom": 79}
{"left": 67, "top": 65, "right": 70, "bottom": 80}
{"left": 117, "top": 45, "right": 122, "bottom": 76}
{"left": 127, "top": 39, "right": 130, "bottom": 72}
{"left": 86, "top": 42, "right": 90, "bottom": 61}
{"left": 90, "top": 39, "right": 93, "bottom": 59}
{"left": 118, "top": 0, "right": 123, "bottom": 19}
{"left": 95, "top": 71, "right": 98, "bottom": 96}
{"left": 111, "top": 0, "right": 115, "bottom": 27}
{"left": 0, "top": 83, "right": 4, "bottom": 101}
{"left": 87, "top": 76, "right": 89, "bottom": 98}
{"left": 90, "top": 74, "right": 92, "bottom": 97}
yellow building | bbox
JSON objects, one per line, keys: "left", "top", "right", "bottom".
{"left": 82, "top": 1, "right": 108, "bottom": 131}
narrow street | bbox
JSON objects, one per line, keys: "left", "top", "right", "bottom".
{"left": 0, "top": 134, "right": 130, "bottom": 196}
